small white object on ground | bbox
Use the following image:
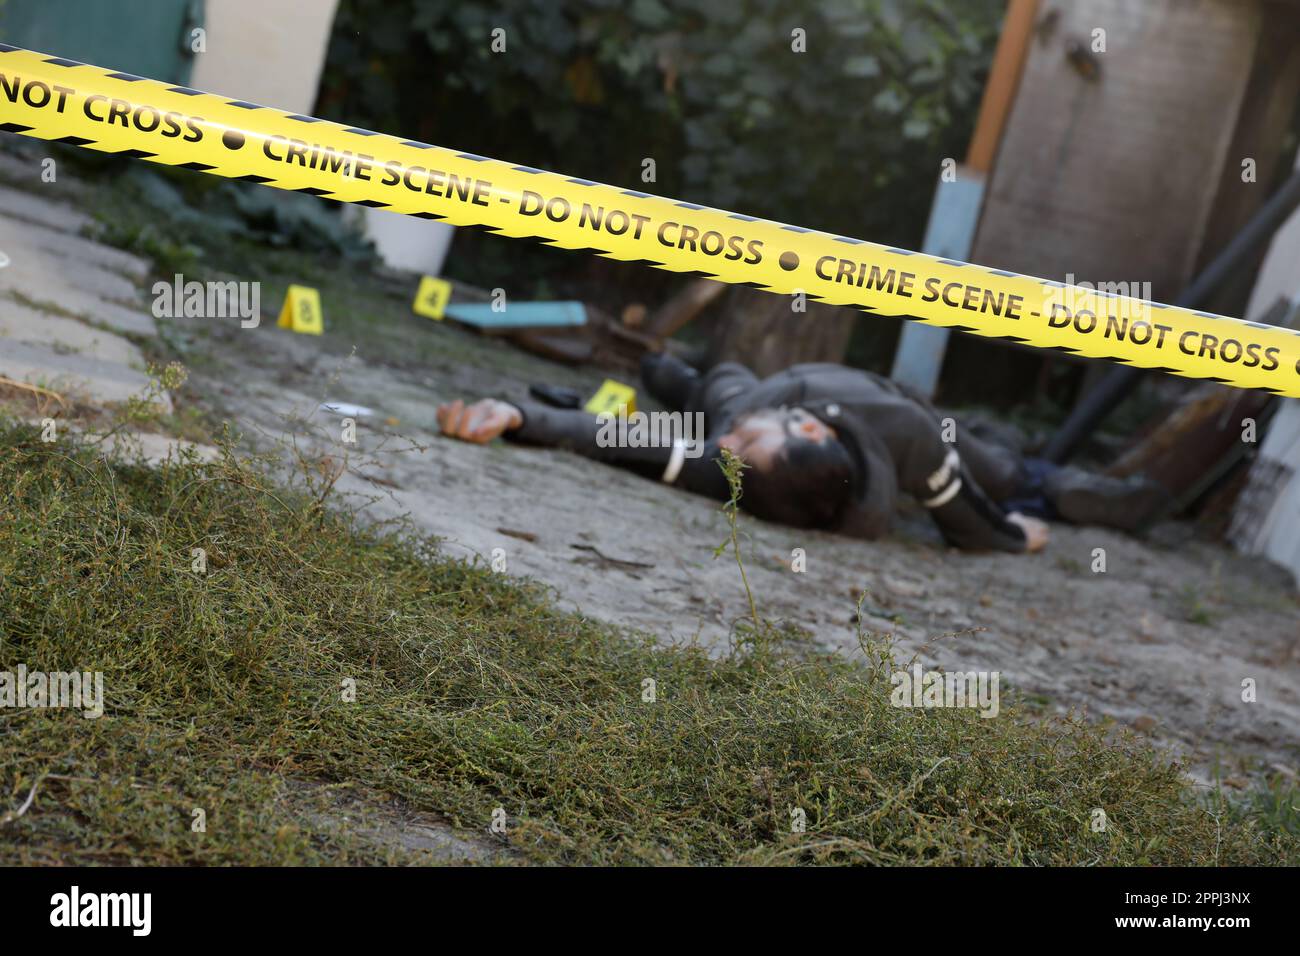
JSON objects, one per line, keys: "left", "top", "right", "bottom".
{"left": 319, "top": 401, "right": 374, "bottom": 418}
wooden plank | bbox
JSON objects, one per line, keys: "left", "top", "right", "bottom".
{"left": 889, "top": 0, "right": 1036, "bottom": 395}
{"left": 890, "top": 170, "right": 986, "bottom": 395}
{"left": 644, "top": 278, "right": 727, "bottom": 340}
{"left": 967, "top": 0, "right": 1042, "bottom": 173}
{"left": 969, "top": 0, "right": 1262, "bottom": 301}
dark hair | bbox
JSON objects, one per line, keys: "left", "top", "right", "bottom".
{"left": 740, "top": 436, "right": 856, "bottom": 529}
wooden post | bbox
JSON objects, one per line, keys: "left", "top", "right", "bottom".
{"left": 966, "top": 0, "right": 1042, "bottom": 176}
{"left": 889, "top": 0, "right": 1040, "bottom": 397}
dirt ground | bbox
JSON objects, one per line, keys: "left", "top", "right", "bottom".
{"left": 2, "top": 156, "right": 1296, "bottom": 793}
{"left": 176, "top": 303, "right": 1300, "bottom": 790}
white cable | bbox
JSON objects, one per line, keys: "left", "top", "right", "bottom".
{"left": 661, "top": 438, "right": 687, "bottom": 484}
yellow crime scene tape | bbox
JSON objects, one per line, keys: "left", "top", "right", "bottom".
{"left": 3, "top": 44, "right": 1299, "bottom": 397}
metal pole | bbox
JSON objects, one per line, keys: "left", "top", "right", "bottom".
{"left": 1042, "top": 164, "right": 1300, "bottom": 463}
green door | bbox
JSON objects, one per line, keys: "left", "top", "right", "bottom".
{"left": 0, "top": 0, "right": 204, "bottom": 84}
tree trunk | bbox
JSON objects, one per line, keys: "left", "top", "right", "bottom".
{"left": 708, "top": 287, "right": 854, "bottom": 377}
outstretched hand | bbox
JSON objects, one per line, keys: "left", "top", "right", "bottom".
{"left": 436, "top": 398, "right": 523, "bottom": 444}
{"left": 1007, "top": 512, "right": 1050, "bottom": 553}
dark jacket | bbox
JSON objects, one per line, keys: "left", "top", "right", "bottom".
{"left": 507, "top": 360, "right": 1029, "bottom": 552}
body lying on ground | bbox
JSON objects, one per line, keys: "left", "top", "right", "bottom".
{"left": 435, "top": 353, "right": 1165, "bottom": 554}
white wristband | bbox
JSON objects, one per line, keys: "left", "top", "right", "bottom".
{"left": 661, "top": 438, "right": 687, "bottom": 484}
{"left": 922, "top": 477, "right": 962, "bottom": 509}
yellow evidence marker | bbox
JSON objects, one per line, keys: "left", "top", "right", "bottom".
{"left": 412, "top": 276, "right": 453, "bottom": 320}
{"left": 584, "top": 379, "right": 637, "bottom": 417}
{"left": 277, "top": 285, "right": 324, "bottom": 335}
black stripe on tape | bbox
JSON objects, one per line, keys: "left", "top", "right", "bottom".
{"left": 105, "top": 72, "right": 145, "bottom": 82}
{"left": 287, "top": 114, "right": 321, "bottom": 123}
{"left": 167, "top": 87, "right": 204, "bottom": 96}
{"left": 354, "top": 200, "right": 389, "bottom": 208}
{"left": 176, "top": 161, "right": 216, "bottom": 171}
{"left": 410, "top": 212, "right": 446, "bottom": 220}
{"left": 0, "top": 123, "right": 33, "bottom": 133}
{"left": 44, "top": 57, "right": 84, "bottom": 67}
{"left": 54, "top": 135, "right": 95, "bottom": 146}
{"left": 227, "top": 101, "right": 262, "bottom": 110}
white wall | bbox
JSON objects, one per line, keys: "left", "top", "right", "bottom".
{"left": 1232, "top": 150, "right": 1300, "bottom": 584}
{"left": 190, "top": 0, "right": 455, "bottom": 275}
{"left": 1245, "top": 151, "right": 1300, "bottom": 322}
{"left": 360, "top": 208, "right": 456, "bottom": 276}
{"left": 189, "top": 0, "right": 341, "bottom": 114}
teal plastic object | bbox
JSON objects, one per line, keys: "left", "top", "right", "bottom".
{"left": 444, "top": 301, "right": 587, "bottom": 329}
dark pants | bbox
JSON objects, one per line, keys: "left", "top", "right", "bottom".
{"left": 1000, "top": 458, "right": 1061, "bottom": 520}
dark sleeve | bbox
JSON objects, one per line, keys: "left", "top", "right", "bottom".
{"left": 877, "top": 402, "right": 1025, "bottom": 553}
{"left": 506, "top": 400, "right": 669, "bottom": 469}
{"left": 504, "top": 399, "right": 731, "bottom": 502}
{"left": 926, "top": 463, "right": 1028, "bottom": 553}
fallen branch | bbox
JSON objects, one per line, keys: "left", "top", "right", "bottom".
{"left": 0, "top": 375, "right": 67, "bottom": 408}
{"left": 0, "top": 774, "right": 45, "bottom": 826}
